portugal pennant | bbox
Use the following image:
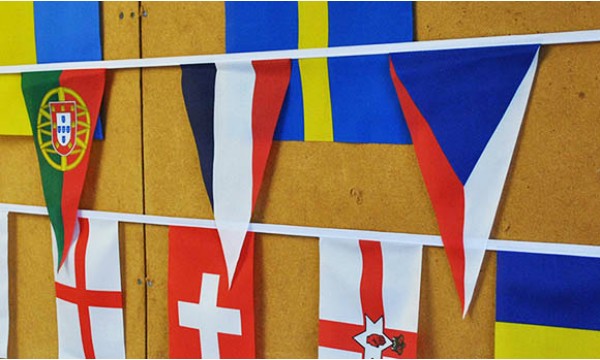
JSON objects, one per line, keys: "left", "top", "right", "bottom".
{"left": 22, "top": 69, "right": 106, "bottom": 269}
{"left": 181, "top": 60, "right": 290, "bottom": 286}
{"left": 389, "top": 45, "right": 540, "bottom": 316}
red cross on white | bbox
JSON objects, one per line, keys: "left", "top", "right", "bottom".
{"left": 318, "top": 238, "right": 423, "bottom": 359}
{"left": 53, "top": 218, "right": 125, "bottom": 359}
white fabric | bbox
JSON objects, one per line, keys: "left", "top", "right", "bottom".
{"left": 319, "top": 237, "right": 423, "bottom": 359}
{"left": 178, "top": 273, "right": 242, "bottom": 359}
{"left": 319, "top": 237, "right": 363, "bottom": 325}
{"left": 52, "top": 218, "right": 125, "bottom": 359}
{"left": 381, "top": 241, "right": 423, "bottom": 332}
{"left": 213, "top": 61, "right": 256, "bottom": 287}
{"left": 462, "top": 49, "right": 540, "bottom": 317}
{"left": 0, "top": 211, "right": 9, "bottom": 358}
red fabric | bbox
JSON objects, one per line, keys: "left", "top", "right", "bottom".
{"left": 359, "top": 240, "right": 384, "bottom": 322}
{"left": 319, "top": 320, "right": 365, "bottom": 354}
{"left": 57, "top": 69, "right": 106, "bottom": 269}
{"left": 390, "top": 58, "right": 466, "bottom": 308}
{"left": 55, "top": 218, "right": 122, "bottom": 359}
{"left": 250, "top": 59, "right": 291, "bottom": 207}
{"left": 169, "top": 227, "right": 255, "bottom": 358}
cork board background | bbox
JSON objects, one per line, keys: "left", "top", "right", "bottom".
{"left": 0, "top": 1, "right": 599, "bottom": 358}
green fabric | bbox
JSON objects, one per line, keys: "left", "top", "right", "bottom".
{"left": 21, "top": 71, "right": 65, "bottom": 265}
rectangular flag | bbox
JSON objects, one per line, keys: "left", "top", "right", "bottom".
{"left": 319, "top": 237, "right": 422, "bottom": 359}
{"left": 169, "top": 227, "right": 255, "bottom": 358}
{"left": 225, "top": 1, "right": 413, "bottom": 144}
{"left": 390, "top": 45, "right": 540, "bottom": 315}
{"left": 0, "top": 1, "right": 104, "bottom": 139}
{"left": 52, "top": 217, "right": 125, "bottom": 359}
{"left": 0, "top": 211, "right": 8, "bottom": 358}
{"left": 22, "top": 69, "right": 106, "bottom": 270}
{"left": 496, "top": 251, "right": 600, "bottom": 358}
{"left": 181, "top": 60, "right": 290, "bottom": 286}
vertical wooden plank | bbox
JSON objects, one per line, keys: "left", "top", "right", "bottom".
{"left": 98, "top": 3, "right": 145, "bottom": 358}
{"left": 140, "top": 2, "right": 224, "bottom": 357}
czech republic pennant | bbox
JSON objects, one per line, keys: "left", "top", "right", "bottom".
{"left": 181, "top": 60, "right": 290, "bottom": 286}
{"left": 0, "top": 212, "right": 8, "bottom": 358}
{"left": 22, "top": 69, "right": 106, "bottom": 269}
{"left": 496, "top": 251, "right": 600, "bottom": 357}
{"left": 169, "top": 227, "right": 255, "bottom": 358}
{"left": 52, "top": 218, "right": 125, "bottom": 359}
{"left": 319, "top": 237, "right": 423, "bottom": 359}
{"left": 390, "top": 45, "right": 540, "bottom": 315}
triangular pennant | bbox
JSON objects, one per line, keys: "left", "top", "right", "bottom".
{"left": 182, "top": 60, "right": 291, "bottom": 286}
{"left": 22, "top": 69, "right": 106, "bottom": 269}
{"left": 389, "top": 45, "right": 540, "bottom": 315}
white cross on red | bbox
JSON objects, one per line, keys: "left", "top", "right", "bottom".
{"left": 178, "top": 273, "right": 242, "bottom": 358}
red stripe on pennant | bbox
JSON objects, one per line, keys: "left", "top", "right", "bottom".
{"left": 390, "top": 58, "right": 467, "bottom": 309}
{"left": 250, "top": 59, "right": 291, "bottom": 207}
{"left": 382, "top": 329, "right": 418, "bottom": 359}
{"left": 359, "top": 240, "right": 384, "bottom": 322}
{"left": 57, "top": 69, "right": 106, "bottom": 269}
{"left": 319, "top": 319, "right": 364, "bottom": 354}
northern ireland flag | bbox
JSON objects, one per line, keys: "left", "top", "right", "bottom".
{"left": 389, "top": 45, "right": 540, "bottom": 316}
{"left": 23, "top": 69, "right": 106, "bottom": 270}
{"left": 319, "top": 237, "right": 423, "bottom": 359}
{"left": 169, "top": 226, "right": 255, "bottom": 358}
{"left": 181, "top": 60, "right": 290, "bottom": 287}
{"left": 52, "top": 217, "right": 125, "bottom": 359}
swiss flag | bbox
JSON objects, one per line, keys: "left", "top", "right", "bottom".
{"left": 169, "top": 227, "right": 255, "bottom": 358}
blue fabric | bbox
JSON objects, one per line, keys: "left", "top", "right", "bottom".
{"left": 273, "top": 60, "right": 304, "bottom": 141}
{"left": 225, "top": 2, "right": 297, "bottom": 53}
{"left": 226, "top": 1, "right": 413, "bottom": 144}
{"left": 33, "top": 2, "right": 102, "bottom": 63}
{"left": 329, "top": 55, "right": 410, "bottom": 144}
{"left": 34, "top": 1, "right": 104, "bottom": 140}
{"left": 497, "top": 251, "right": 600, "bottom": 331}
{"left": 391, "top": 45, "right": 539, "bottom": 183}
{"left": 328, "top": 1, "right": 413, "bottom": 47}
{"left": 181, "top": 64, "right": 217, "bottom": 208}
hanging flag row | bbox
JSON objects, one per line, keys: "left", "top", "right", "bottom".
{"left": 11, "top": 42, "right": 543, "bottom": 323}
{"left": 2, "top": 212, "right": 600, "bottom": 358}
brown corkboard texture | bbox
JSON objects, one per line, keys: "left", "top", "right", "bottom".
{"left": 140, "top": 2, "right": 600, "bottom": 358}
{"left": 0, "top": 2, "right": 145, "bottom": 358}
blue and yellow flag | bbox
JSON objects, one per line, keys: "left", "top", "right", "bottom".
{"left": 0, "top": 2, "right": 103, "bottom": 138}
{"left": 496, "top": 251, "right": 600, "bottom": 358}
{"left": 226, "top": 1, "right": 413, "bottom": 144}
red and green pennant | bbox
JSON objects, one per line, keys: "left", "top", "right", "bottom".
{"left": 21, "top": 69, "right": 106, "bottom": 269}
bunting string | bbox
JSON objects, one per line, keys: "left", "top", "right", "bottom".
{"left": 0, "top": 202, "right": 599, "bottom": 259}
{"left": 0, "top": 29, "right": 599, "bottom": 74}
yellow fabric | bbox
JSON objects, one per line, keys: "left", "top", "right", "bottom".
{"left": 298, "top": 1, "right": 333, "bottom": 142}
{"left": 0, "top": 2, "right": 36, "bottom": 135}
{"left": 495, "top": 321, "right": 600, "bottom": 358}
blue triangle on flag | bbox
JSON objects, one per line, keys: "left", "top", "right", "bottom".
{"left": 391, "top": 45, "right": 539, "bottom": 185}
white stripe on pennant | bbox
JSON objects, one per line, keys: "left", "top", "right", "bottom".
{"left": 462, "top": 49, "right": 540, "bottom": 317}
{"left": 213, "top": 61, "right": 256, "bottom": 287}
{"left": 89, "top": 307, "right": 125, "bottom": 358}
{"left": 84, "top": 219, "right": 121, "bottom": 291}
{"left": 318, "top": 346, "right": 362, "bottom": 359}
{"left": 53, "top": 220, "right": 80, "bottom": 288}
{"left": 56, "top": 298, "right": 85, "bottom": 359}
{"left": 319, "top": 237, "right": 363, "bottom": 325}
{"left": 0, "top": 211, "right": 8, "bottom": 358}
{"left": 381, "top": 242, "right": 423, "bottom": 333}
